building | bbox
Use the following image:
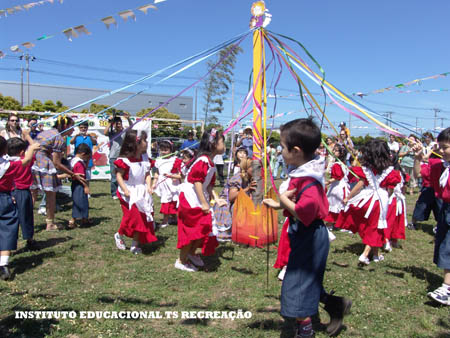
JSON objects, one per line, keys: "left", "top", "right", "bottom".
{"left": 0, "top": 81, "right": 193, "bottom": 120}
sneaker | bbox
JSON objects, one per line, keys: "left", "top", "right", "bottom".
{"left": 427, "top": 285, "right": 450, "bottom": 305}
{"left": 295, "top": 323, "right": 314, "bottom": 337}
{"left": 407, "top": 223, "right": 417, "bottom": 230}
{"left": 433, "top": 227, "right": 437, "bottom": 234}
{"left": 130, "top": 246, "right": 142, "bottom": 255}
{"left": 37, "top": 207, "right": 47, "bottom": 215}
{"left": 0, "top": 266, "right": 11, "bottom": 280}
{"left": 278, "top": 266, "right": 287, "bottom": 281}
{"left": 174, "top": 259, "right": 198, "bottom": 272}
{"left": 391, "top": 240, "right": 400, "bottom": 248}
{"left": 358, "top": 255, "right": 370, "bottom": 266}
{"left": 373, "top": 255, "right": 384, "bottom": 263}
{"left": 383, "top": 242, "right": 392, "bottom": 252}
{"left": 112, "top": 196, "right": 119, "bottom": 200}
{"left": 114, "top": 233, "right": 126, "bottom": 250}
{"left": 188, "top": 254, "right": 204, "bottom": 267}
{"left": 159, "top": 223, "right": 169, "bottom": 229}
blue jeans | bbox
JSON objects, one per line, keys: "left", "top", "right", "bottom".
{"left": 274, "top": 160, "right": 287, "bottom": 179}
{"left": 110, "top": 158, "right": 118, "bottom": 197}
{"left": 39, "top": 185, "right": 72, "bottom": 209}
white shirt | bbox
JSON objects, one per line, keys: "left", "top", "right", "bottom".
{"left": 388, "top": 141, "right": 399, "bottom": 152}
{"left": 213, "top": 154, "right": 224, "bottom": 165}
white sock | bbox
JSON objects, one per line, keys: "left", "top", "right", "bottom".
{"left": 443, "top": 283, "right": 450, "bottom": 289}
{"left": 0, "top": 255, "right": 10, "bottom": 266}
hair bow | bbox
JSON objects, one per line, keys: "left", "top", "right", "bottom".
{"left": 209, "top": 128, "right": 217, "bottom": 143}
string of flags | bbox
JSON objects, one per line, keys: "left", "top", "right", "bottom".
{"left": 0, "top": 1, "right": 166, "bottom": 58}
{"left": 0, "top": 0, "right": 63, "bottom": 19}
{"left": 353, "top": 72, "right": 450, "bottom": 97}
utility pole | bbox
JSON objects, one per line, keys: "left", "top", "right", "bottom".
{"left": 20, "top": 65, "right": 24, "bottom": 107}
{"left": 19, "top": 54, "right": 35, "bottom": 106}
{"left": 433, "top": 108, "right": 441, "bottom": 131}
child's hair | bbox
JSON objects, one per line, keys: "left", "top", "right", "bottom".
{"left": 159, "top": 140, "right": 173, "bottom": 153}
{"left": 0, "top": 136, "right": 7, "bottom": 156}
{"left": 54, "top": 116, "right": 74, "bottom": 133}
{"left": 119, "top": 130, "right": 147, "bottom": 158}
{"left": 423, "top": 132, "right": 433, "bottom": 139}
{"left": 7, "top": 137, "right": 27, "bottom": 156}
{"left": 240, "top": 158, "right": 253, "bottom": 186}
{"left": 181, "top": 148, "right": 195, "bottom": 160}
{"left": 197, "top": 128, "right": 224, "bottom": 159}
{"left": 280, "top": 117, "right": 321, "bottom": 158}
{"left": 437, "top": 127, "right": 450, "bottom": 144}
{"left": 333, "top": 143, "right": 347, "bottom": 162}
{"left": 359, "top": 139, "right": 391, "bottom": 173}
{"left": 390, "top": 151, "right": 406, "bottom": 180}
{"left": 75, "top": 143, "right": 92, "bottom": 156}
{"left": 79, "top": 121, "right": 89, "bottom": 128}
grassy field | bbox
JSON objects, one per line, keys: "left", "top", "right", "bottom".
{"left": 0, "top": 180, "right": 449, "bottom": 337}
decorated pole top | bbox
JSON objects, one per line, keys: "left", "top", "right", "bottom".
{"left": 250, "top": 1, "right": 272, "bottom": 29}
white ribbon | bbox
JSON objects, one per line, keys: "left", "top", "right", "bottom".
{"left": 439, "top": 161, "right": 450, "bottom": 188}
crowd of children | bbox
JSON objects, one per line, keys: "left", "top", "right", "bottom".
{"left": 0, "top": 112, "right": 449, "bottom": 338}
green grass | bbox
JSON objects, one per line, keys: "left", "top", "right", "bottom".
{"left": 0, "top": 181, "right": 449, "bottom": 337}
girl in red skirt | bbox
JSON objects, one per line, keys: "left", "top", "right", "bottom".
{"left": 175, "top": 129, "right": 224, "bottom": 272}
{"left": 325, "top": 144, "right": 350, "bottom": 226}
{"left": 335, "top": 139, "right": 401, "bottom": 266}
{"left": 384, "top": 152, "right": 409, "bottom": 252}
{"left": 113, "top": 130, "right": 157, "bottom": 255}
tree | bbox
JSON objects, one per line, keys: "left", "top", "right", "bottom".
{"left": 203, "top": 45, "right": 243, "bottom": 124}
{"left": 137, "top": 106, "right": 182, "bottom": 138}
{"left": 23, "top": 99, "right": 44, "bottom": 112}
{"left": 0, "top": 94, "right": 22, "bottom": 111}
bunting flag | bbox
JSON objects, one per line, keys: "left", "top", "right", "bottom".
{"left": 101, "top": 16, "right": 117, "bottom": 29}
{"left": 353, "top": 72, "right": 450, "bottom": 97}
{"left": 0, "top": 0, "right": 64, "bottom": 18}
{"left": 119, "top": 10, "right": 136, "bottom": 22}
{"left": 0, "top": 2, "right": 165, "bottom": 59}
{"left": 154, "top": 0, "right": 167, "bottom": 3}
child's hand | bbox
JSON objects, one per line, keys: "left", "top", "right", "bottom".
{"left": 201, "top": 202, "right": 210, "bottom": 214}
{"left": 84, "top": 186, "right": 90, "bottom": 195}
{"left": 343, "top": 197, "right": 348, "bottom": 205}
{"left": 263, "top": 198, "right": 280, "bottom": 209}
{"left": 248, "top": 180, "right": 257, "bottom": 191}
{"left": 281, "top": 189, "right": 296, "bottom": 202}
{"left": 147, "top": 185, "right": 153, "bottom": 194}
{"left": 164, "top": 173, "right": 174, "bottom": 179}
{"left": 73, "top": 173, "right": 87, "bottom": 186}
{"left": 123, "top": 189, "right": 131, "bottom": 198}
{"left": 29, "top": 142, "right": 41, "bottom": 152}
{"left": 216, "top": 198, "right": 228, "bottom": 207}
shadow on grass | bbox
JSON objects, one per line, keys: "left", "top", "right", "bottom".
{"left": 89, "top": 192, "right": 110, "bottom": 198}
{"left": 203, "top": 245, "right": 235, "bottom": 272}
{"left": 78, "top": 216, "right": 111, "bottom": 229}
{"left": 333, "top": 242, "right": 365, "bottom": 256}
{"left": 181, "top": 318, "right": 210, "bottom": 326}
{"left": 142, "top": 235, "right": 168, "bottom": 255}
{"left": 418, "top": 223, "right": 437, "bottom": 237}
{"left": 10, "top": 251, "right": 59, "bottom": 279}
{"left": 14, "top": 236, "right": 72, "bottom": 255}
{"left": 231, "top": 267, "right": 254, "bottom": 275}
{"left": 97, "top": 296, "right": 177, "bottom": 307}
{"left": 386, "top": 264, "right": 442, "bottom": 291}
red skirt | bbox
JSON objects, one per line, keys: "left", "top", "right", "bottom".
{"left": 324, "top": 212, "right": 339, "bottom": 223}
{"left": 118, "top": 194, "right": 157, "bottom": 244}
{"left": 335, "top": 198, "right": 384, "bottom": 247}
{"left": 274, "top": 218, "right": 291, "bottom": 269}
{"left": 385, "top": 199, "right": 406, "bottom": 241}
{"left": 160, "top": 201, "right": 178, "bottom": 215}
{"left": 177, "top": 192, "right": 217, "bottom": 256}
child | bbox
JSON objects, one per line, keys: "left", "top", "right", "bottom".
{"left": 324, "top": 143, "right": 350, "bottom": 226}
{"left": 7, "top": 138, "right": 38, "bottom": 251}
{"left": 69, "top": 143, "right": 92, "bottom": 228}
{"left": 0, "top": 138, "right": 40, "bottom": 280}
{"left": 384, "top": 152, "right": 408, "bottom": 251}
{"left": 164, "top": 149, "right": 195, "bottom": 201}
{"left": 335, "top": 140, "right": 401, "bottom": 265}
{"left": 232, "top": 147, "right": 248, "bottom": 175}
{"left": 154, "top": 141, "right": 180, "bottom": 228}
{"left": 176, "top": 129, "right": 224, "bottom": 272}
{"left": 263, "top": 118, "right": 351, "bottom": 337}
{"left": 113, "top": 130, "right": 157, "bottom": 255}
{"left": 213, "top": 158, "right": 257, "bottom": 242}
{"left": 424, "top": 127, "right": 450, "bottom": 305}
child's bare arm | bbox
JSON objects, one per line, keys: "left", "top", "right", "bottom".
{"left": 116, "top": 169, "right": 130, "bottom": 197}
{"left": 344, "top": 180, "right": 364, "bottom": 203}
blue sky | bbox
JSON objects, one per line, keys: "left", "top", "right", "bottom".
{"left": 1, "top": 0, "right": 450, "bottom": 136}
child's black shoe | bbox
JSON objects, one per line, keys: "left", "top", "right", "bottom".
{"left": 323, "top": 294, "right": 352, "bottom": 336}
{"left": 0, "top": 266, "right": 11, "bottom": 280}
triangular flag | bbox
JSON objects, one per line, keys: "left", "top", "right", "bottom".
{"left": 0, "top": 10, "right": 6, "bottom": 17}
{"left": 0, "top": 51, "right": 4, "bottom": 59}
{"left": 6, "top": 8, "right": 15, "bottom": 15}
{"left": 138, "top": 4, "right": 157, "bottom": 14}
{"left": 101, "top": 16, "right": 117, "bottom": 29}
{"left": 154, "top": 0, "right": 166, "bottom": 3}
{"left": 23, "top": 4, "right": 33, "bottom": 10}
{"left": 22, "top": 42, "right": 36, "bottom": 49}
{"left": 10, "top": 45, "right": 22, "bottom": 53}
{"left": 59, "top": 0, "right": 64, "bottom": 3}
{"left": 119, "top": 10, "right": 136, "bottom": 22}
{"left": 14, "top": 6, "right": 23, "bottom": 11}
{"left": 47, "top": 0, "right": 54, "bottom": 3}
{"left": 38, "top": 1, "right": 45, "bottom": 4}
{"left": 62, "top": 28, "right": 77, "bottom": 41}
{"left": 74, "top": 25, "right": 91, "bottom": 36}
{"left": 37, "top": 34, "right": 54, "bottom": 40}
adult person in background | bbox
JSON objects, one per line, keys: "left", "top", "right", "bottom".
{"left": 180, "top": 130, "right": 199, "bottom": 150}
{"left": 337, "top": 130, "right": 354, "bottom": 166}
{"left": 326, "top": 136, "right": 336, "bottom": 172}
{"left": 27, "top": 117, "right": 43, "bottom": 140}
{"left": 104, "top": 113, "right": 132, "bottom": 200}
{"left": 213, "top": 153, "right": 225, "bottom": 187}
{"left": 1, "top": 113, "right": 33, "bottom": 144}
{"left": 422, "top": 132, "right": 437, "bottom": 161}
{"left": 70, "top": 121, "right": 97, "bottom": 183}
{"left": 274, "top": 144, "right": 287, "bottom": 179}
{"left": 339, "top": 121, "right": 350, "bottom": 137}
{"left": 399, "top": 135, "right": 417, "bottom": 195}
{"left": 31, "top": 116, "right": 87, "bottom": 231}
{"left": 388, "top": 134, "right": 400, "bottom": 154}
{"left": 236, "top": 126, "right": 253, "bottom": 158}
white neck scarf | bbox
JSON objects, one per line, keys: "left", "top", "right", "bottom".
{"left": 439, "top": 161, "right": 450, "bottom": 188}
